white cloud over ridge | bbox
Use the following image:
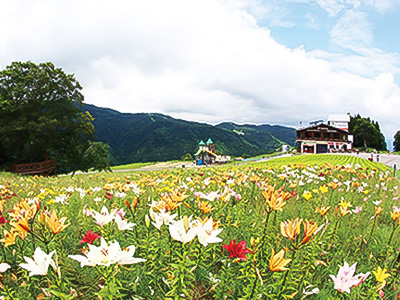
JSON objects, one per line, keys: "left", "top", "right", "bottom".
{"left": 0, "top": 0, "right": 399, "bottom": 146}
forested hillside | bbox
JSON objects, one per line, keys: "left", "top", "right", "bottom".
{"left": 82, "top": 104, "right": 296, "bottom": 165}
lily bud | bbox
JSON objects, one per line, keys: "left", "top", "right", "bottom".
{"left": 183, "top": 215, "right": 190, "bottom": 232}
{"left": 40, "top": 210, "right": 46, "bottom": 225}
{"left": 125, "top": 200, "right": 131, "bottom": 210}
{"left": 145, "top": 214, "right": 150, "bottom": 228}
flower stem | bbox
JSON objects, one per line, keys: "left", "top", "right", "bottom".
{"left": 367, "top": 215, "right": 378, "bottom": 245}
{"left": 249, "top": 258, "right": 259, "bottom": 299}
{"left": 277, "top": 249, "right": 297, "bottom": 297}
{"left": 387, "top": 223, "right": 398, "bottom": 245}
{"left": 260, "top": 212, "right": 271, "bottom": 249}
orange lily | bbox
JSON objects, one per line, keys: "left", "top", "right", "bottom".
{"left": 198, "top": 201, "right": 214, "bottom": 214}
{"left": 316, "top": 205, "right": 330, "bottom": 216}
{"left": 375, "top": 207, "right": 383, "bottom": 216}
{"left": 301, "top": 220, "right": 322, "bottom": 245}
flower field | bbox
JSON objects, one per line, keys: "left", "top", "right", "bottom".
{"left": 0, "top": 155, "right": 399, "bottom": 299}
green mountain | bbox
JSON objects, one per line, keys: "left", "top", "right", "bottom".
{"left": 81, "top": 104, "right": 296, "bottom": 165}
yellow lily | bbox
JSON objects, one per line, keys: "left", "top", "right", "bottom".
{"left": 319, "top": 185, "right": 329, "bottom": 194}
{"left": 0, "top": 229, "right": 17, "bottom": 247}
{"left": 302, "top": 191, "right": 312, "bottom": 201}
{"left": 45, "top": 210, "right": 70, "bottom": 234}
{"left": 281, "top": 218, "right": 302, "bottom": 240}
{"left": 269, "top": 248, "right": 292, "bottom": 272}
{"left": 373, "top": 266, "right": 390, "bottom": 282}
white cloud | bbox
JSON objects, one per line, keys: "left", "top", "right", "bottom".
{"left": 362, "top": 0, "right": 400, "bottom": 13}
{"left": 329, "top": 10, "right": 372, "bottom": 51}
{"left": 0, "top": 0, "right": 399, "bottom": 146}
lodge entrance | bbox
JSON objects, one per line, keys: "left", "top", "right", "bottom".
{"left": 317, "top": 144, "right": 328, "bottom": 153}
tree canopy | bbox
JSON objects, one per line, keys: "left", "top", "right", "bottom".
{"left": 0, "top": 61, "right": 110, "bottom": 174}
{"left": 394, "top": 130, "right": 400, "bottom": 152}
{"left": 348, "top": 114, "right": 386, "bottom": 150}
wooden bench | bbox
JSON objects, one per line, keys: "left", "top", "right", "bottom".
{"left": 10, "top": 159, "right": 57, "bottom": 176}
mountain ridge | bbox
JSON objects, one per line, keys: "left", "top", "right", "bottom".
{"left": 81, "top": 103, "right": 296, "bottom": 165}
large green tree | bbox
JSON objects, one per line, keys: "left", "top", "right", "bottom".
{"left": 349, "top": 114, "right": 386, "bottom": 150}
{"left": 0, "top": 61, "right": 111, "bottom": 174}
{"left": 394, "top": 130, "right": 400, "bottom": 152}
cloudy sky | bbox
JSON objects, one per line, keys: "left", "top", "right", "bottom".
{"left": 1, "top": 0, "right": 400, "bottom": 148}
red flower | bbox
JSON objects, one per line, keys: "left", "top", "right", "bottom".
{"left": 80, "top": 230, "right": 101, "bottom": 244}
{"left": 222, "top": 239, "right": 253, "bottom": 261}
{"left": 0, "top": 214, "right": 8, "bottom": 227}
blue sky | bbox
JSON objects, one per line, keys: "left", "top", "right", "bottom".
{"left": 1, "top": 0, "right": 400, "bottom": 148}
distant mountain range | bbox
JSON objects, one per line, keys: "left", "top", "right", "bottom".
{"left": 81, "top": 104, "right": 296, "bottom": 165}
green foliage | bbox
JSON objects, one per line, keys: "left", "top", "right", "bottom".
{"left": 81, "top": 104, "right": 295, "bottom": 165}
{"left": 181, "top": 153, "right": 193, "bottom": 161}
{"left": 394, "top": 130, "right": 400, "bottom": 152}
{"left": 0, "top": 61, "right": 110, "bottom": 174}
{"left": 349, "top": 114, "right": 386, "bottom": 150}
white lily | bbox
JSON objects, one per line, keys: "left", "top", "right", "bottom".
{"left": 0, "top": 263, "right": 11, "bottom": 272}
{"left": 196, "top": 218, "right": 223, "bottom": 247}
{"left": 115, "top": 214, "right": 136, "bottom": 231}
{"left": 69, "top": 238, "right": 145, "bottom": 267}
{"left": 169, "top": 216, "right": 198, "bottom": 244}
{"left": 149, "top": 208, "right": 177, "bottom": 230}
{"left": 91, "top": 206, "right": 116, "bottom": 226}
{"left": 19, "top": 247, "right": 57, "bottom": 276}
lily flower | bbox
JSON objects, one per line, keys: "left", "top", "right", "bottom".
{"left": 375, "top": 207, "right": 383, "bottom": 215}
{"left": 301, "top": 220, "right": 323, "bottom": 245}
{"left": 261, "top": 190, "right": 287, "bottom": 212}
{"left": 80, "top": 230, "right": 101, "bottom": 244}
{"left": 373, "top": 266, "right": 390, "bottom": 283}
{"left": 0, "top": 263, "right": 11, "bottom": 273}
{"left": 196, "top": 217, "right": 223, "bottom": 247}
{"left": 269, "top": 248, "right": 291, "bottom": 272}
{"left": 45, "top": 210, "right": 70, "bottom": 234}
{"left": 330, "top": 261, "right": 370, "bottom": 294}
{"left": 168, "top": 216, "right": 198, "bottom": 244}
{"left": 281, "top": 218, "right": 302, "bottom": 240}
{"left": 91, "top": 206, "right": 116, "bottom": 226}
{"left": 222, "top": 239, "right": 253, "bottom": 262}
{"left": 0, "top": 229, "right": 17, "bottom": 247}
{"left": 149, "top": 208, "right": 177, "bottom": 230}
{"left": 315, "top": 205, "right": 330, "bottom": 216}
{"left": 19, "top": 247, "right": 57, "bottom": 276}
{"left": 198, "top": 201, "right": 214, "bottom": 214}
{"left": 69, "top": 237, "right": 145, "bottom": 267}
{"left": 302, "top": 191, "right": 313, "bottom": 201}
{"left": 115, "top": 214, "right": 136, "bottom": 231}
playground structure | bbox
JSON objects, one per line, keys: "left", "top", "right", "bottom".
{"left": 194, "top": 138, "right": 230, "bottom": 165}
